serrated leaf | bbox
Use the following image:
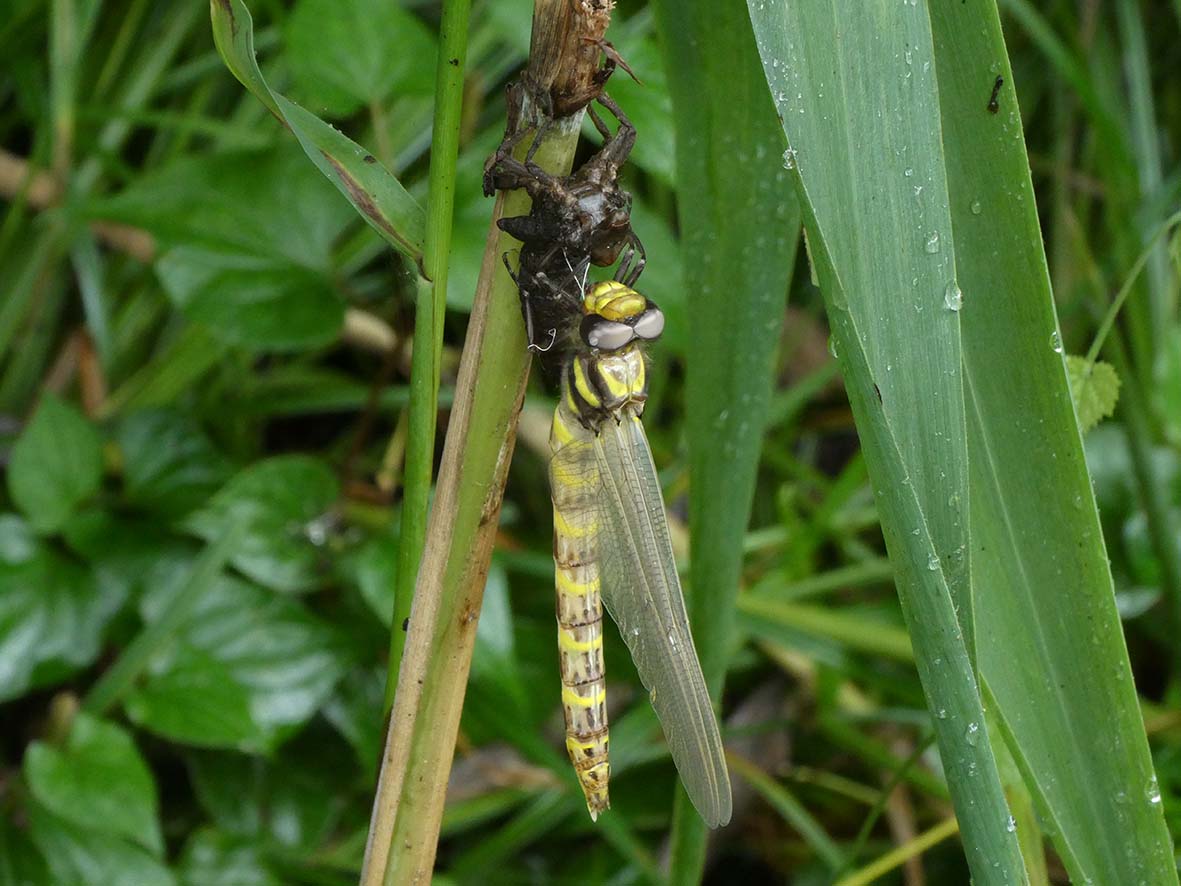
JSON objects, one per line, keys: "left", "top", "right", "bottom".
{"left": 284, "top": 0, "right": 436, "bottom": 117}
{"left": 24, "top": 713, "right": 163, "bottom": 854}
{"left": 211, "top": 0, "right": 425, "bottom": 260}
{"left": 7, "top": 394, "right": 103, "bottom": 533}
{"left": 1066, "top": 355, "right": 1121, "bottom": 433}
{"left": 27, "top": 804, "right": 174, "bottom": 886}
{"left": 185, "top": 455, "right": 339, "bottom": 593}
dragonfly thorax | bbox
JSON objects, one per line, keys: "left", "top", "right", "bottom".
{"left": 564, "top": 347, "right": 647, "bottom": 429}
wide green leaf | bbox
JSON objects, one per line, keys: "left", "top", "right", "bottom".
{"left": 118, "top": 410, "right": 233, "bottom": 518}
{"left": 747, "top": 1, "right": 1026, "bottom": 880}
{"left": 184, "top": 455, "right": 339, "bottom": 593}
{"left": 7, "top": 394, "right": 103, "bottom": 533}
{"left": 93, "top": 148, "right": 355, "bottom": 351}
{"left": 24, "top": 713, "right": 163, "bottom": 854}
{"left": 211, "top": 0, "right": 426, "bottom": 261}
{"left": 0, "top": 524, "right": 123, "bottom": 702}
{"left": 928, "top": 3, "right": 1177, "bottom": 881}
{"left": 177, "top": 829, "right": 279, "bottom": 886}
{"left": 128, "top": 566, "right": 351, "bottom": 749}
{"left": 284, "top": 0, "right": 436, "bottom": 117}
{"left": 27, "top": 803, "right": 174, "bottom": 886}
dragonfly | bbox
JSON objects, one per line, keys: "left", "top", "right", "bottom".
{"left": 548, "top": 278, "right": 732, "bottom": 827}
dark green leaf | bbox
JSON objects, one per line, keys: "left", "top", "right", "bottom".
{"left": 211, "top": 0, "right": 426, "bottom": 260}
{"left": 0, "top": 530, "right": 123, "bottom": 702}
{"left": 185, "top": 456, "right": 339, "bottom": 593}
{"left": 93, "top": 149, "right": 355, "bottom": 351}
{"left": 338, "top": 531, "right": 398, "bottom": 626}
{"left": 187, "top": 740, "right": 349, "bottom": 853}
{"left": 177, "top": 829, "right": 279, "bottom": 886}
{"left": 7, "top": 394, "right": 103, "bottom": 533}
{"left": 284, "top": 0, "right": 436, "bottom": 117}
{"left": 0, "top": 816, "right": 50, "bottom": 886}
{"left": 322, "top": 666, "right": 386, "bottom": 776}
{"left": 118, "top": 410, "right": 233, "bottom": 517}
{"left": 24, "top": 713, "right": 162, "bottom": 854}
{"left": 129, "top": 567, "right": 351, "bottom": 749}
{"left": 27, "top": 804, "right": 174, "bottom": 886}
{"left": 125, "top": 650, "right": 264, "bottom": 749}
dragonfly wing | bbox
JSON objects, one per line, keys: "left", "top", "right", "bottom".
{"left": 593, "top": 410, "right": 732, "bottom": 828}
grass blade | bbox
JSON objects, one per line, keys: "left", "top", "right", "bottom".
{"left": 651, "top": 0, "right": 800, "bottom": 874}
{"left": 927, "top": 4, "right": 1178, "bottom": 882}
{"left": 747, "top": 1, "right": 1027, "bottom": 880}
{"left": 386, "top": 0, "right": 473, "bottom": 711}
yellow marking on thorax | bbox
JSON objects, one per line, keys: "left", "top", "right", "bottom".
{"left": 562, "top": 685, "right": 607, "bottom": 708}
{"left": 572, "top": 359, "right": 600, "bottom": 408}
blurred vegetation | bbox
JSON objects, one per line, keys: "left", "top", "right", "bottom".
{"left": 0, "top": 0, "right": 1178, "bottom": 884}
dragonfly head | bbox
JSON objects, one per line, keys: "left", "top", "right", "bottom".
{"left": 580, "top": 281, "right": 665, "bottom": 351}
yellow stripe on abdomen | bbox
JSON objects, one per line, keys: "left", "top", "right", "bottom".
{"left": 551, "top": 403, "right": 610, "bottom": 820}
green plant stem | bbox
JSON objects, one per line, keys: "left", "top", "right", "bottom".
{"left": 1085, "top": 210, "right": 1181, "bottom": 366}
{"left": 82, "top": 528, "right": 239, "bottom": 715}
{"left": 386, "top": 0, "right": 473, "bottom": 713}
{"left": 835, "top": 817, "right": 960, "bottom": 886}
{"left": 359, "top": 121, "right": 583, "bottom": 886}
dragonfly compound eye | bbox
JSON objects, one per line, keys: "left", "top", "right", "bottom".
{"left": 581, "top": 315, "right": 635, "bottom": 351}
{"left": 631, "top": 307, "right": 665, "bottom": 341}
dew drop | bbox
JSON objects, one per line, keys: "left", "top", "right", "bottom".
{"left": 1006, "top": 815, "right": 1017, "bottom": 833}
{"left": 927, "top": 553, "right": 939, "bottom": 571}
{"left": 944, "top": 282, "right": 963, "bottom": 311}
{"left": 827, "top": 336, "right": 839, "bottom": 359}
{"left": 970, "top": 200, "right": 983, "bottom": 215}
{"left": 1050, "top": 330, "right": 1063, "bottom": 354}
{"left": 936, "top": 707, "right": 948, "bottom": 719}
{"left": 782, "top": 146, "right": 797, "bottom": 169}
{"left": 904, "top": 167, "right": 914, "bottom": 177}
{"left": 965, "top": 721, "right": 980, "bottom": 746}
{"left": 1146, "top": 776, "right": 1161, "bottom": 805}
{"left": 924, "top": 231, "right": 941, "bottom": 253}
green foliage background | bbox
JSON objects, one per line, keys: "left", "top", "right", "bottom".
{"left": 0, "top": 0, "right": 1179, "bottom": 883}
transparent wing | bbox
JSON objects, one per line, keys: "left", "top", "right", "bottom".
{"left": 592, "top": 410, "right": 732, "bottom": 828}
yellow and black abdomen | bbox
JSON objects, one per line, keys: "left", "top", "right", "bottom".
{"left": 548, "top": 339, "right": 648, "bottom": 820}
{"left": 550, "top": 403, "right": 610, "bottom": 818}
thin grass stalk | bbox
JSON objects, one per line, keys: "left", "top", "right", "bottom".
{"left": 387, "top": 0, "right": 474, "bottom": 712}
{"left": 360, "top": 4, "right": 614, "bottom": 881}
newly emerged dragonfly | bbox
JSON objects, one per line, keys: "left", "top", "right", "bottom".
{"left": 549, "top": 279, "right": 732, "bottom": 827}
